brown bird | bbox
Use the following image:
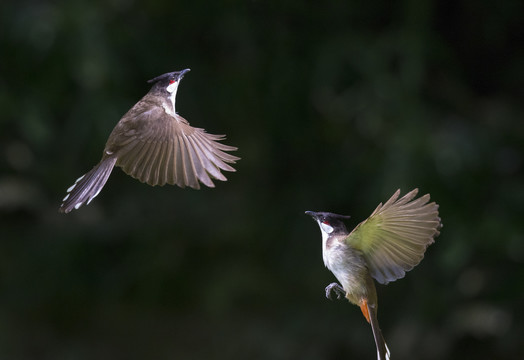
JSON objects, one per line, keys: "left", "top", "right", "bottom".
{"left": 59, "top": 69, "right": 239, "bottom": 213}
{"left": 306, "top": 189, "right": 442, "bottom": 360}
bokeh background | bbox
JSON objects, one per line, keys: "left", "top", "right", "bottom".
{"left": 1, "top": 1, "right": 523, "bottom": 359}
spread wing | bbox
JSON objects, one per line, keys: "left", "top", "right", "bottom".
{"left": 346, "top": 189, "right": 441, "bottom": 284}
{"left": 105, "top": 100, "right": 239, "bottom": 188}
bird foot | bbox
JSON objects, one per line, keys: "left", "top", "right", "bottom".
{"left": 325, "top": 283, "right": 345, "bottom": 300}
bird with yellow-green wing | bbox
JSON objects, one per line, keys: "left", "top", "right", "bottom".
{"left": 306, "top": 188, "right": 442, "bottom": 360}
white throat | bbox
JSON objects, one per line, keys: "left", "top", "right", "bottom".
{"left": 319, "top": 222, "right": 334, "bottom": 266}
{"left": 165, "top": 80, "right": 180, "bottom": 115}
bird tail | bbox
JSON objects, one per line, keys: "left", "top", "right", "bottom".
{"left": 59, "top": 157, "right": 117, "bottom": 213}
{"left": 363, "top": 300, "right": 390, "bottom": 360}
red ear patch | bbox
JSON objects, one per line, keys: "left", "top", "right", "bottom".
{"left": 322, "top": 220, "right": 330, "bottom": 225}
{"left": 169, "top": 80, "right": 175, "bottom": 84}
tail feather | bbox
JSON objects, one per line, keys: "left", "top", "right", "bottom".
{"left": 366, "top": 302, "right": 390, "bottom": 360}
{"left": 59, "top": 157, "right": 117, "bottom": 213}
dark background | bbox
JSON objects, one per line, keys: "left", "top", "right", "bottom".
{"left": 1, "top": 1, "right": 523, "bottom": 359}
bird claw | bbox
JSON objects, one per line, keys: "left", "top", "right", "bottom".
{"left": 325, "top": 283, "right": 345, "bottom": 300}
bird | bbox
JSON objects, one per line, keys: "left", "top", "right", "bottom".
{"left": 59, "top": 69, "right": 239, "bottom": 213}
{"left": 305, "top": 188, "right": 441, "bottom": 360}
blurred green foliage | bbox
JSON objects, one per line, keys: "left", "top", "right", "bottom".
{"left": 1, "top": 0, "right": 523, "bottom": 359}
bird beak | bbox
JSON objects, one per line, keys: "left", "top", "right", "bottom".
{"left": 179, "top": 68, "right": 191, "bottom": 79}
{"left": 305, "top": 211, "right": 319, "bottom": 220}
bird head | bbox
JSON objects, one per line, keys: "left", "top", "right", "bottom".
{"left": 147, "top": 69, "right": 191, "bottom": 113}
{"left": 147, "top": 68, "right": 191, "bottom": 94}
{"left": 305, "top": 211, "right": 351, "bottom": 237}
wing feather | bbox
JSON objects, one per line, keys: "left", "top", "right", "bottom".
{"left": 182, "top": 134, "right": 214, "bottom": 188}
{"left": 186, "top": 136, "right": 224, "bottom": 183}
{"left": 179, "top": 134, "right": 200, "bottom": 188}
{"left": 347, "top": 189, "right": 441, "bottom": 284}
{"left": 136, "top": 140, "right": 159, "bottom": 183}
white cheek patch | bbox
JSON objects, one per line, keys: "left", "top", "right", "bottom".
{"left": 166, "top": 81, "right": 179, "bottom": 94}
{"left": 320, "top": 222, "right": 334, "bottom": 234}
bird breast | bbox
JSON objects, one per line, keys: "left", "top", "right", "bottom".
{"left": 323, "top": 238, "right": 369, "bottom": 295}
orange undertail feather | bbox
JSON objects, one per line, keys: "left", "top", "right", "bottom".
{"left": 359, "top": 299, "right": 371, "bottom": 323}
